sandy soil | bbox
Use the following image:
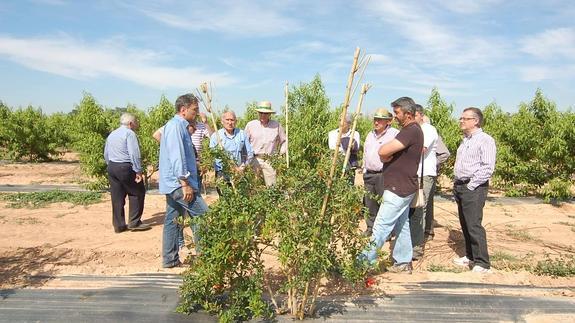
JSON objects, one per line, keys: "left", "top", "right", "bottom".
{"left": 1, "top": 155, "right": 574, "bottom": 300}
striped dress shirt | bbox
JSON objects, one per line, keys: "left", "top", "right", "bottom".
{"left": 454, "top": 129, "right": 496, "bottom": 190}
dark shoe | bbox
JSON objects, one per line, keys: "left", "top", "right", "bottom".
{"left": 128, "top": 223, "right": 151, "bottom": 231}
{"left": 412, "top": 246, "right": 424, "bottom": 261}
{"left": 387, "top": 262, "right": 412, "bottom": 274}
{"left": 114, "top": 226, "right": 127, "bottom": 233}
{"left": 163, "top": 260, "right": 183, "bottom": 268}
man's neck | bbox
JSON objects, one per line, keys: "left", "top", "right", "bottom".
{"left": 464, "top": 127, "right": 480, "bottom": 137}
{"left": 225, "top": 128, "right": 235, "bottom": 135}
{"left": 374, "top": 125, "right": 388, "bottom": 136}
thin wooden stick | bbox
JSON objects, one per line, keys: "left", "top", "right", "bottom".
{"left": 349, "top": 55, "right": 371, "bottom": 104}
{"left": 308, "top": 281, "right": 321, "bottom": 316}
{"left": 199, "top": 83, "right": 221, "bottom": 148}
{"left": 264, "top": 277, "right": 281, "bottom": 314}
{"left": 320, "top": 47, "right": 361, "bottom": 224}
{"left": 284, "top": 82, "right": 290, "bottom": 168}
{"left": 341, "top": 83, "right": 371, "bottom": 177}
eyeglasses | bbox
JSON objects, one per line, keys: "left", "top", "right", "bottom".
{"left": 459, "top": 117, "right": 476, "bottom": 121}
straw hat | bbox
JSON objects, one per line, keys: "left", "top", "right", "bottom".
{"left": 255, "top": 101, "right": 275, "bottom": 113}
{"left": 373, "top": 108, "right": 393, "bottom": 119}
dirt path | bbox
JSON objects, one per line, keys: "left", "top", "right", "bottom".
{"left": 1, "top": 157, "right": 574, "bottom": 297}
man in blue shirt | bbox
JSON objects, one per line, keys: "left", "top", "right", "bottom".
{"left": 159, "top": 93, "right": 209, "bottom": 268}
{"left": 104, "top": 113, "right": 150, "bottom": 233}
{"left": 209, "top": 111, "right": 254, "bottom": 191}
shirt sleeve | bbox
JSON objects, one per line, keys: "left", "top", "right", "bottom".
{"left": 167, "top": 123, "right": 190, "bottom": 180}
{"left": 278, "top": 124, "right": 287, "bottom": 154}
{"left": 244, "top": 132, "right": 255, "bottom": 165}
{"left": 103, "top": 139, "right": 109, "bottom": 164}
{"left": 468, "top": 135, "right": 497, "bottom": 190}
{"left": 126, "top": 131, "right": 142, "bottom": 173}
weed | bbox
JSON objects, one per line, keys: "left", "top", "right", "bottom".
{"left": 533, "top": 254, "right": 575, "bottom": 277}
{"left": 15, "top": 217, "right": 40, "bottom": 225}
{"left": 0, "top": 190, "right": 102, "bottom": 208}
{"left": 555, "top": 221, "right": 575, "bottom": 227}
{"left": 505, "top": 225, "right": 536, "bottom": 242}
{"left": 427, "top": 264, "right": 464, "bottom": 273}
{"left": 491, "top": 251, "right": 533, "bottom": 271}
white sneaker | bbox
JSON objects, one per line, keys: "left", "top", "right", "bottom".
{"left": 471, "top": 265, "right": 492, "bottom": 273}
{"left": 453, "top": 256, "right": 471, "bottom": 267}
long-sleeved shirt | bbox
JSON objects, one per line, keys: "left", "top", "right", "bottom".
{"left": 209, "top": 128, "right": 254, "bottom": 172}
{"left": 362, "top": 126, "right": 399, "bottom": 172}
{"left": 417, "top": 122, "right": 439, "bottom": 177}
{"left": 454, "top": 128, "right": 496, "bottom": 190}
{"left": 244, "top": 119, "right": 286, "bottom": 155}
{"left": 159, "top": 115, "right": 198, "bottom": 194}
{"left": 104, "top": 125, "right": 142, "bottom": 173}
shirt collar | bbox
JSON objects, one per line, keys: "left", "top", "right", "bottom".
{"left": 465, "top": 128, "right": 483, "bottom": 139}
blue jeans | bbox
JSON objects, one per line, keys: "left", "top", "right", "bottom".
{"left": 162, "top": 187, "right": 208, "bottom": 268}
{"left": 362, "top": 190, "right": 414, "bottom": 266}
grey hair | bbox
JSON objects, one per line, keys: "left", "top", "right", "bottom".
{"left": 391, "top": 97, "right": 417, "bottom": 116}
{"left": 221, "top": 110, "right": 237, "bottom": 121}
{"left": 464, "top": 107, "right": 484, "bottom": 127}
{"left": 120, "top": 113, "right": 136, "bottom": 126}
{"left": 175, "top": 93, "right": 199, "bottom": 114}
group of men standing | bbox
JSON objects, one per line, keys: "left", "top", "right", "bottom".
{"left": 104, "top": 93, "right": 496, "bottom": 273}
{"left": 104, "top": 95, "right": 286, "bottom": 268}
{"left": 354, "top": 97, "right": 496, "bottom": 274}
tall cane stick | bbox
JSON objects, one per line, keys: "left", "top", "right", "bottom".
{"left": 341, "top": 83, "right": 371, "bottom": 178}
{"left": 320, "top": 47, "right": 361, "bottom": 224}
{"left": 199, "top": 82, "right": 222, "bottom": 149}
{"left": 284, "top": 82, "right": 290, "bottom": 168}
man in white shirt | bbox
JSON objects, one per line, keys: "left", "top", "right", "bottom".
{"left": 410, "top": 104, "right": 439, "bottom": 260}
{"left": 328, "top": 114, "right": 361, "bottom": 184}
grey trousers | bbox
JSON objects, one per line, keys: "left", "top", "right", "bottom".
{"left": 363, "top": 172, "right": 384, "bottom": 236}
{"left": 409, "top": 176, "right": 436, "bottom": 249}
{"left": 453, "top": 183, "right": 490, "bottom": 269}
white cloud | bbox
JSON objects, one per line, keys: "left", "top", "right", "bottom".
{"left": 518, "top": 64, "right": 575, "bottom": 82}
{"left": 364, "top": 0, "right": 507, "bottom": 67}
{"left": 137, "top": 1, "right": 301, "bottom": 37}
{"left": 0, "top": 34, "right": 234, "bottom": 89}
{"left": 434, "top": 0, "right": 502, "bottom": 14}
{"left": 520, "top": 27, "right": 575, "bottom": 60}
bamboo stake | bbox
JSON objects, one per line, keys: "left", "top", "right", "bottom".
{"left": 320, "top": 47, "right": 361, "bottom": 224}
{"left": 284, "top": 82, "right": 290, "bottom": 168}
{"left": 341, "top": 83, "right": 371, "bottom": 177}
{"left": 349, "top": 55, "right": 371, "bottom": 104}
{"left": 198, "top": 82, "right": 236, "bottom": 192}
{"left": 308, "top": 281, "right": 321, "bottom": 316}
{"left": 198, "top": 82, "right": 222, "bottom": 149}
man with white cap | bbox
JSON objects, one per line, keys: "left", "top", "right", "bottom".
{"left": 362, "top": 108, "right": 399, "bottom": 236}
{"left": 245, "top": 101, "right": 286, "bottom": 186}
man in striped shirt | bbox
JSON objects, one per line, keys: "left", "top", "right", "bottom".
{"left": 452, "top": 107, "right": 496, "bottom": 273}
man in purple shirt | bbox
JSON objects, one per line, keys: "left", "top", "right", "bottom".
{"left": 452, "top": 107, "right": 496, "bottom": 273}
{"left": 362, "top": 108, "right": 399, "bottom": 236}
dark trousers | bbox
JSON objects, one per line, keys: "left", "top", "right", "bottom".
{"left": 453, "top": 183, "right": 490, "bottom": 269}
{"left": 107, "top": 162, "right": 145, "bottom": 232}
{"left": 363, "top": 172, "right": 384, "bottom": 236}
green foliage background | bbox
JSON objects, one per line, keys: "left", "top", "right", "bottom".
{"left": 0, "top": 80, "right": 573, "bottom": 200}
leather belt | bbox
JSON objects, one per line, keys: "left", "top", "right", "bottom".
{"left": 366, "top": 170, "right": 382, "bottom": 174}
{"left": 454, "top": 178, "right": 471, "bottom": 185}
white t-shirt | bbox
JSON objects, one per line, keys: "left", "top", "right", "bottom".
{"left": 417, "top": 122, "right": 438, "bottom": 177}
{"left": 328, "top": 129, "right": 360, "bottom": 152}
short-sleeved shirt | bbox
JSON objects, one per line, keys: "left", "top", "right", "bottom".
{"left": 245, "top": 119, "right": 286, "bottom": 155}
{"left": 382, "top": 122, "right": 424, "bottom": 197}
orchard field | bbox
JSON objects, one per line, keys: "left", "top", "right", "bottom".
{"left": 1, "top": 76, "right": 574, "bottom": 321}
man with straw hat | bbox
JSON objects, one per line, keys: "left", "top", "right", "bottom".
{"left": 362, "top": 108, "right": 399, "bottom": 236}
{"left": 245, "top": 100, "right": 286, "bottom": 186}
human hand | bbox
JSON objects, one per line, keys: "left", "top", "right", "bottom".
{"left": 199, "top": 112, "right": 208, "bottom": 123}
{"left": 182, "top": 185, "right": 194, "bottom": 202}
{"left": 135, "top": 173, "right": 143, "bottom": 183}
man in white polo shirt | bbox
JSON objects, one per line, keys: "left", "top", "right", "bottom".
{"left": 410, "top": 104, "right": 439, "bottom": 260}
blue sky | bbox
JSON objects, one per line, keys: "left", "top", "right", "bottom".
{"left": 1, "top": 0, "right": 574, "bottom": 116}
